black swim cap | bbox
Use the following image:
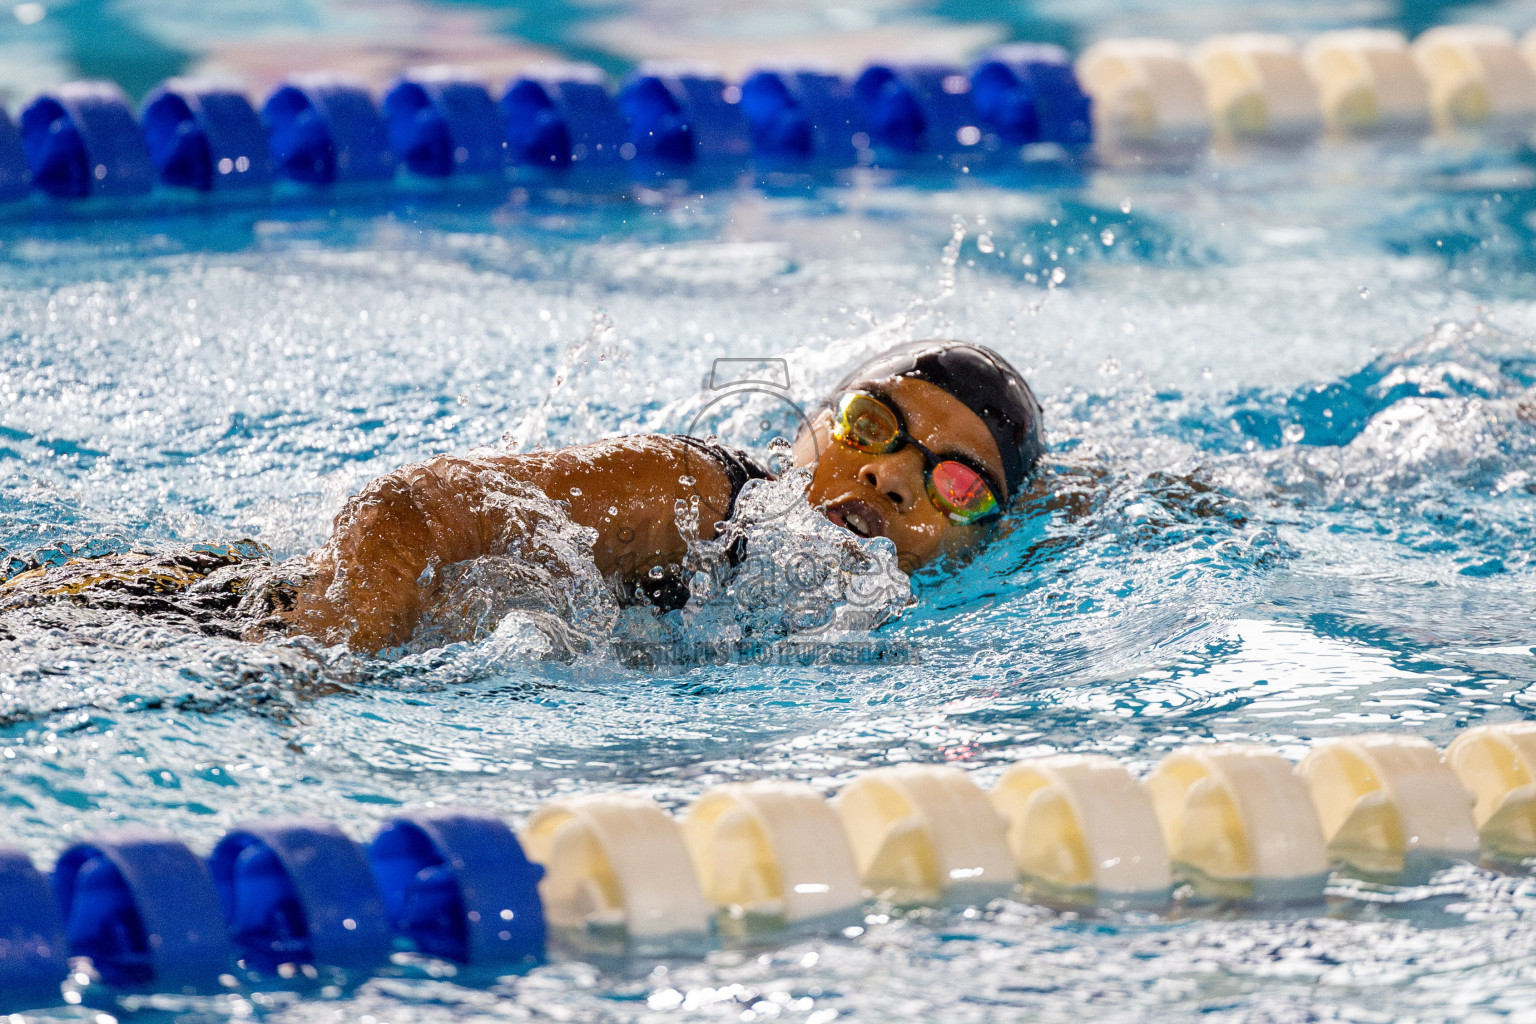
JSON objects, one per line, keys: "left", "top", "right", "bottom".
{"left": 830, "top": 340, "right": 1045, "bottom": 502}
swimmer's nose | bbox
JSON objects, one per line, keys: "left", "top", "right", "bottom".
{"left": 858, "top": 450, "right": 923, "bottom": 511}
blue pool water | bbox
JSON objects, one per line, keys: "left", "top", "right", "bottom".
{"left": 3, "top": 147, "right": 1536, "bottom": 1020}
{"left": 5, "top": 3, "right": 1536, "bottom": 1019}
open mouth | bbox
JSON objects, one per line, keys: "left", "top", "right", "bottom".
{"left": 823, "top": 499, "right": 888, "bottom": 540}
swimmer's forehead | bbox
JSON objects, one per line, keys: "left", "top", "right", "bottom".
{"left": 860, "top": 375, "right": 1006, "bottom": 486}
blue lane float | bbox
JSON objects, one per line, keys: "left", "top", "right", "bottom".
{"left": 501, "top": 66, "right": 628, "bottom": 174}
{"left": 20, "top": 82, "right": 155, "bottom": 198}
{"left": 383, "top": 71, "right": 504, "bottom": 178}
{"left": 853, "top": 62, "right": 986, "bottom": 163}
{"left": 617, "top": 63, "right": 752, "bottom": 176}
{"left": 0, "top": 111, "right": 30, "bottom": 202}
{"left": 53, "top": 831, "right": 233, "bottom": 991}
{"left": 739, "top": 67, "right": 865, "bottom": 168}
{"left": 262, "top": 74, "right": 396, "bottom": 185}
{"left": 141, "top": 79, "right": 274, "bottom": 191}
{"left": 209, "top": 817, "right": 392, "bottom": 973}
{"left": 13, "top": 24, "right": 1536, "bottom": 210}
{"left": 970, "top": 44, "right": 1093, "bottom": 152}
{"left": 368, "top": 807, "right": 546, "bottom": 965}
{"left": 0, "top": 848, "right": 67, "bottom": 1011}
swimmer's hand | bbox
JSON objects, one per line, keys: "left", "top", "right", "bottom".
{"left": 282, "top": 436, "right": 734, "bottom": 653}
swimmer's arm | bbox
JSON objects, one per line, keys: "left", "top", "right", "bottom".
{"left": 285, "top": 436, "right": 734, "bottom": 652}
{"left": 285, "top": 456, "right": 506, "bottom": 652}
{"left": 504, "top": 435, "right": 735, "bottom": 577}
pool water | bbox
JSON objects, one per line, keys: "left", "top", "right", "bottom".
{"left": 6, "top": 102, "right": 1536, "bottom": 1024}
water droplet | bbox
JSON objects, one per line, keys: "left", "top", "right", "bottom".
{"left": 648, "top": 565, "right": 666, "bottom": 579}
{"left": 608, "top": 505, "right": 618, "bottom": 516}
{"left": 1358, "top": 285, "right": 1371, "bottom": 299}
{"left": 1282, "top": 423, "right": 1306, "bottom": 444}
{"left": 1050, "top": 267, "right": 1066, "bottom": 285}
{"left": 1100, "top": 229, "right": 1116, "bottom": 246}
{"left": 457, "top": 394, "right": 469, "bottom": 407}
{"left": 569, "top": 487, "right": 582, "bottom": 497}
{"left": 976, "top": 233, "right": 995, "bottom": 254}
{"left": 1120, "top": 197, "right": 1133, "bottom": 214}
{"left": 678, "top": 475, "right": 696, "bottom": 487}
{"left": 1099, "top": 357, "right": 1122, "bottom": 375}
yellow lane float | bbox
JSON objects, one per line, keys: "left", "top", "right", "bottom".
{"left": 1446, "top": 722, "right": 1536, "bottom": 863}
{"left": 681, "top": 781, "right": 863, "bottom": 931}
{"left": 1298, "top": 735, "right": 1478, "bottom": 880}
{"left": 1192, "top": 33, "right": 1323, "bottom": 144}
{"left": 1413, "top": 25, "right": 1536, "bottom": 133}
{"left": 989, "top": 754, "right": 1171, "bottom": 903}
{"left": 1146, "top": 744, "right": 1330, "bottom": 900}
{"left": 523, "top": 795, "right": 712, "bottom": 941}
{"left": 833, "top": 765, "right": 1016, "bottom": 905}
{"left": 1076, "top": 39, "right": 1213, "bottom": 156}
{"left": 1302, "top": 29, "right": 1431, "bottom": 135}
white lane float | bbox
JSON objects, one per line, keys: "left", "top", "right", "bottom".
{"left": 1297, "top": 735, "right": 1478, "bottom": 881}
{"left": 1446, "top": 721, "right": 1536, "bottom": 863}
{"left": 989, "top": 754, "right": 1171, "bottom": 903}
{"left": 522, "top": 795, "right": 712, "bottom": 941}
{"left": 1192, "top": 33, "right": 1323, "bottom": 145}
{"left": 1075, "top": 39, "right": 1213, "bottom": 157}
{"left": 833, "top": 764, "right": 1016, "bottom": 905}
{"left": 681, "top": 781, "right": 862, "bottom": 931}
{"left": 1412, "top": 25, "right": 1536, "bottom": 134}
{"left": 1302, "top": 29, "right": 1431, "bottom": 136}
{"left": 1146, "top": 744, "right": 1330, "bottom": 900}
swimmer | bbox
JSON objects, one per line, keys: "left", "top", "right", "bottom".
{"left": 1, "top": 340, "right": 1044, "bottom": 654}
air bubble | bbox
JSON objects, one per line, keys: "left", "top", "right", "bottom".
{"left": 976, "top": 233, "right": 995, "bottom": 254}
{"left": 1100, "top": 229, "right": 1116, "bottom": 246}
{"left": 1358, "top": 286, "right": 1371, "bottom": 299}
{"left": 1120, "top": 198, "right": 1133, "bottom": 214}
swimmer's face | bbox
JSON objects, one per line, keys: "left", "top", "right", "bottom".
{"left": 792, "top": 375, "right": 1007, "bottom": 573}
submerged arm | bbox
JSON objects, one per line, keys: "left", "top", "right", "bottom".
{"left": 284, "top": 436, "right": 734, "bottom": 652}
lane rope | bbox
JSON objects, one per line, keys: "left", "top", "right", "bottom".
{"left": 4, "top": 724, "right": 1534, "bottom": 1010}
{"left": 2, "top": 25, "right": 1535, "bottom": 212}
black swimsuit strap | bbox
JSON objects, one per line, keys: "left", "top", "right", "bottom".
{"left": 628, "top": 437, "right": 776, "bottom": 612}
{"left": 670, "top": 435, "right": 775, "bottom": 518}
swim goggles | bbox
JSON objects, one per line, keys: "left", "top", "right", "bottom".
{"left": 830, "top": 390, "right": 1002, "bottom": 525}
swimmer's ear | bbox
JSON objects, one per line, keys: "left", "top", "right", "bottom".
{"left": 792, "top": 408, "right": 831, "bottom": 467}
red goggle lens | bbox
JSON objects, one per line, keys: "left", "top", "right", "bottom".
{"left": 927, "top": 459, "right": 998, "bottom": 524}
